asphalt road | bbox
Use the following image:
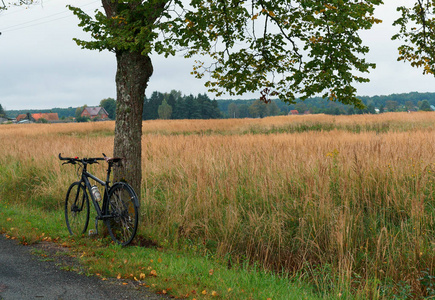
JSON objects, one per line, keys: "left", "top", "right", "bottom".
{"left": 0, "top": 234, "right": 166, "bottom": 300}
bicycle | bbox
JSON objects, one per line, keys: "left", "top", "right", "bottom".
{"left": 59, "top": 153, "right": 139, "bottom": 246}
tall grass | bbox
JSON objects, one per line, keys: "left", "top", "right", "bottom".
{"left": 2, "top": 113, "right": 435, "bottom": 298}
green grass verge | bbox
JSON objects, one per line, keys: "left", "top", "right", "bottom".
{"left": 0, "top": 201, "right": 322, "bottom": 300}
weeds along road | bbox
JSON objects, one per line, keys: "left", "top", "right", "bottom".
{"left": 0, "top": 234, "right": 167, "bottom": 300}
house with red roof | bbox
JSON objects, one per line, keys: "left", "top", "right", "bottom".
{"left": 16, "top": 113, "right": 59, "bottom": 123}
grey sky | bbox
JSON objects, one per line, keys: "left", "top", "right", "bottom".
{"left": 0, "top": 0, "right": 434, "bottom": 110}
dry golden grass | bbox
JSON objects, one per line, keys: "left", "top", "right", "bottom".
{"left": 141, "top": 111, "right": 435, "bottom": 134}
{"left": 2, "top": 112, "right": 435, "bottom": 297}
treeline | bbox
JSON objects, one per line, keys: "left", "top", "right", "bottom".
{"left": 3, "top": 91, "right": 435, "bottom": 121}
{"left": 142, "top": 91, "right": 221, "bottom": 120}
{"left": 217, "top": 98, "right": 373, "bottom": 117}
{"left": 296, "top": 92, "right": 435, "bottom": 115}
{"left": 217, "top": 99, "right": 286, "bottom": 118}
{"left": 218, "top": 92, "right": 435, "bottom": 117}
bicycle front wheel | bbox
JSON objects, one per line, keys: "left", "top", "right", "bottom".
{"left": 65, "top": 182, "right": 90, "bottom": 236}
{"left": 105, "top": 182, "right": 139, "bottom": 246}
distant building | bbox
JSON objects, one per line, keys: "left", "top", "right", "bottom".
{"left": 31, "top": 113, "right": 59, "bottom": 122}
{"left": 81, "top": 107, "right": 109, "bottom": 120}
{"left": 16, "top": 113, "right": 59, "bottom": 123}
{"left": 289, "top": 110, "right": 299, "bottom": 115}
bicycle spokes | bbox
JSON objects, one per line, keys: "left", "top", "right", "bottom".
{"left": 105, "top": 183, "right": 138, "bottom": 246}
{"left": 65, "top": 182, "right": 89, "bottom": 236}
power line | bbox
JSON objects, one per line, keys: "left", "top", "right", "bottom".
{"left": 0, "top": 1, "right": 100, "bottom": 33}
{"left": 3, "top": 14, "right": 76, "bottom": 32}
{"left": 0, "top": 0, "right": 50, "bottom": 17}
{"left": 1, "top": 9, "right": 71, "bottom": 31}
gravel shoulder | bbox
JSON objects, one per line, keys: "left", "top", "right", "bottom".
{"left": 0, "top": 234, "right": 167, "bottom": 300}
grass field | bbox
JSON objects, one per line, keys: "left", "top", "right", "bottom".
{"left": 2, "top": 112, "right": 435, "bottom": 299}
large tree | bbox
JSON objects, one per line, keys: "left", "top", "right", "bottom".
{"left": 69, "top": 0, "right": 382, "bottom": 198}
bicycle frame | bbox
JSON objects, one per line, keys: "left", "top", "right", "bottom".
{"left": 79, "top": 162, "right": 112, "bottom": 220}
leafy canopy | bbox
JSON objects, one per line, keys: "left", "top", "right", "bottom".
{"left": 69, "top": 0, "right": 383, "bottom": 108}
{"left": 393, "top": 0, "right": 435, "bottom": 76}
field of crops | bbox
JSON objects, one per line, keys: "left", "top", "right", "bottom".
{"left": 2, "top": 112, "right": 435, "bottom": 298}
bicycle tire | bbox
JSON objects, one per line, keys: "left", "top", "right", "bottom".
{"left": 105, "top": 182, "right": 139, "bottom": 246}
{"left": 65, "top": 182, "right": 90, "bottom": 236}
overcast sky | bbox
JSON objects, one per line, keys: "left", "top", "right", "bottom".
{"left": 0, "top": 0, "right": 434, "bottom": 110}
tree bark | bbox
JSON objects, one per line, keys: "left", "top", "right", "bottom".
{"left": 113, "top": 51, "right": 153, "bottom": 200}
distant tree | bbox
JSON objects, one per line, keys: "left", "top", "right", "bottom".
{"left": 185, "top": 95, "right": 202, "bottom": 119}
{"left": 249, "top": 100, "right": 267, "bottom": 118}
{"left": 239, "top": 104, "right": 250, "bottom": 118}
{"left": 75, "top": 105, "right": 87, "bottom": 119}
{"left": 367, "top": 103, "right": 376, "bottom": 114}
{"left": 0, "top": 104, "right": 5, "bottom": 118}
{"left": 197, "top": 95, "right": 221, "bottom": 119}
{"left": 228, "top": 103, "right": 239, "bottom": 118}
{"left": 405, "top": 100, "right": 415, "bottom": 111}
{"left": 266, "top": 101, "right": 281, "bottom": 116}
{"left": 294, "top": 102, "right": 308, "bottom": 114}
{"left": 385, "top": 100, "right": 399, "bottom": 112}
{"left": 158, "top": 99, "right": 172, "bottom": 119}
{"left": 419, "top": 100, "right": 432, "bottom": 111}
{"left": 143, "top": 92, "right": 164, "bottom": 120}
{"left": 325, "top": 101, "right": 345, "bottom": 115}
{"left": 173, "top": 97, "right": 187, "bottom": 119}
{"left": 379, "top": 104, "right": 385, "bottom": 114}
{"left": 167, "top": 93, "right": 177, "bottom": 111}
{"left": 100, "top": 98, "right": 116, "bottom": 119}
{"left": 168, "top": 90, "right": 182, "bottom": 103}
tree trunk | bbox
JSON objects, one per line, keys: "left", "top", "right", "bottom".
{"left": 113, "top": 51, "right": 153, "bottom": 201}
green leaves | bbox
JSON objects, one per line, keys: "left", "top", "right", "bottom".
{"left": 163, "top": 0, "right": 382, "bottom": 107}
{"left": 393, "top": 1, "right": 435, "bottom": 76}
{"left": 69, "top": 0, "right": 383, "bottom": 108}
{"left": 68, "top": 1, "right": 169, "bottom": 55}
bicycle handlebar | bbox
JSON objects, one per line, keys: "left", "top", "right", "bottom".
{"left": 58, "top": 153, "right": 105, "bottom": 165}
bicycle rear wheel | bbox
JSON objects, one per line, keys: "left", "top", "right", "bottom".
{"left": 105, "top": 182, "right": 139, "bottom": 246}
{"left": 65, "top": 182, "right": 90, "bottom": 236}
